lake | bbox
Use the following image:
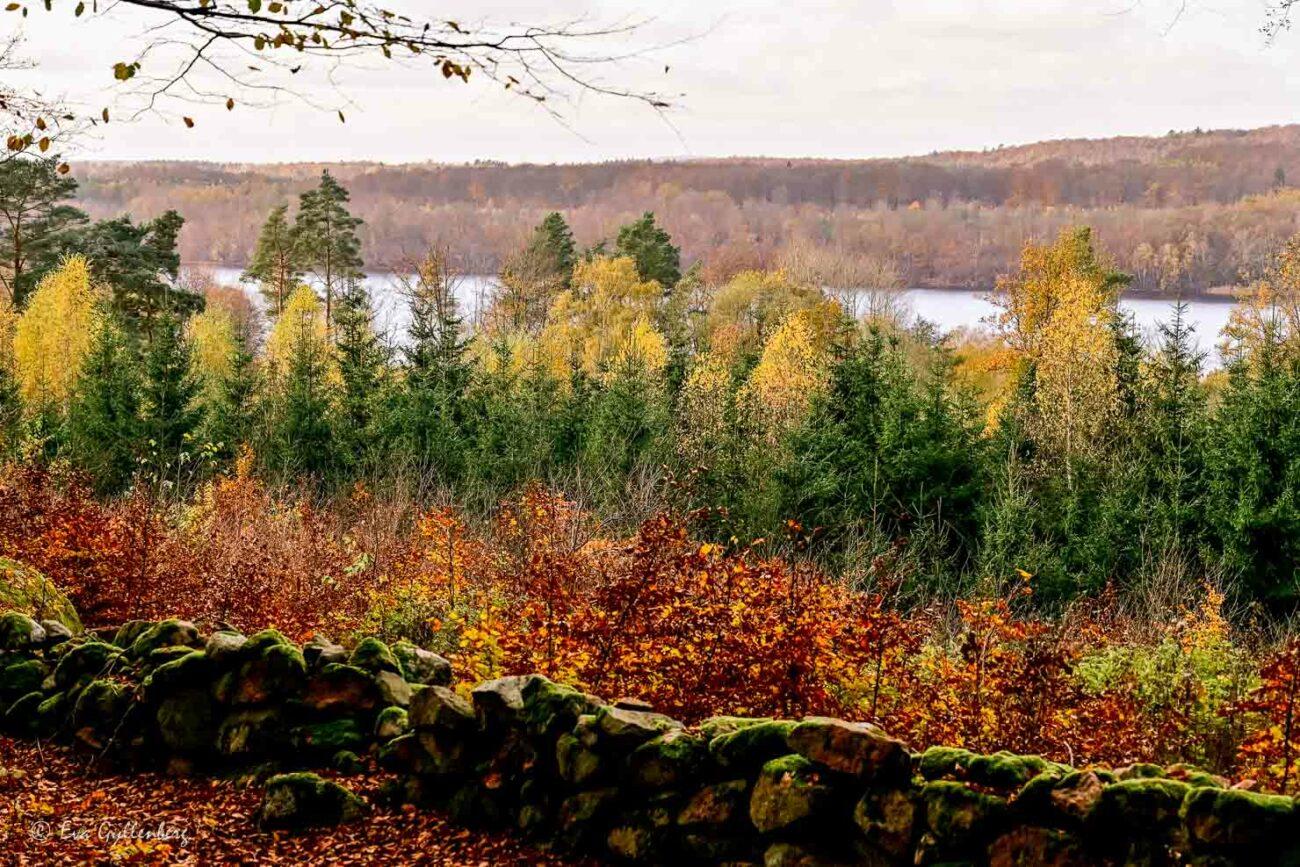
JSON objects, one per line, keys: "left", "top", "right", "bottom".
{"left": 206, "top": 267, "right": 1240, "bottom": 368}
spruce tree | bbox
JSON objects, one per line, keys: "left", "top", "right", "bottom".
{"left": 401, "top": 252, "right": 471, "bottom": 478}
{"left": 615, "top": 211, "right": 680, "bottom": 288}
{"left": 333, "top": 279, "right": 387, "bottom": 465}
{"left": 293, "top": 170, "right": 363, "bottom": 326}
{"left": 269, "top": 316, "right": 337, "bottom": 480}
{"left": 67, "top": 315, "right": 142, "bottom": 495}
{"left": 243, "top": 203, "right": 300, "bottom": 316}
{"left": 139, "top": 313, "right": 202, "bottom": 486}
{"left": 201, "top": 330, "right": 258, "bottom": 466}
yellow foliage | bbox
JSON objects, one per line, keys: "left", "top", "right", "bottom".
{"left": 989, "top": 228, "right": 1123, "bottom": 465}
{"left": 537, "top": 256, "right": 668, "bottom": 381}
{"left": 740, "top": 309, "right": 832, "bottom": 444}
{"left": 678, "top": 349, "right": 734, "bottom": 465}
{"left": 264, "top": 285, "right": 336, "bottom": 382}
{"left": 1221, "top": 233, "right": 1300, "bottom": 362}
{"left": 12, "top": 256, "right": 103, "bottom": 413}
{"left": 707, "top": 269, "right": 832, "bottom": 351}
{"left": 186, "top": 303, "right": 238, "bottom": 395}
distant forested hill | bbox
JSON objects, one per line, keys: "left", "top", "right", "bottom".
{"left": 72, "top": 125, "right": 1300, "bottom": 292}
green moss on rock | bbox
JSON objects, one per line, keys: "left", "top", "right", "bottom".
{"left": 709, "top": 719, "right": 797, "bottom": 771}
{"left": 258, "top": 772, "right": 367, "bottom": 830}
{"left": 0, "top": 558, "right": 81, "bottom": 632}
{"left": 1180, "top": 786, "right": 1298, "bottom": 852}
{"left": 748, "top": 753, "right": 833, "bottom": 834}
{"left": 126, "top": 619, "right": 200, "bottom": 659}
{"left": 921, "top": 781, "right": 1009, "bottom": 843}
{"left": 348, "top": 637, "right": 400, "bottom": 675}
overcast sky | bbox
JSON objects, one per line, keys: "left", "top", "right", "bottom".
{"left": 11, "top": 0, "right": 1300, "bottom": 163}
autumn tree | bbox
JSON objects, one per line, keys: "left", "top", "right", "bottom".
{"left": 293, "top": 171, "right": 363, "bottom": 326}
{"left": 12, "top": 255, "right": 101, "bottom": 416}
{"left": 494, "top": 212, "right": 577, "bottom": 333}
{"left": 0, "top": 156, "right": 86, "bottom": 307}
{"left": 243, "top": 203, "right": 301, "bottom": 317}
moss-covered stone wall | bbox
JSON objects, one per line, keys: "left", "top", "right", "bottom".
{"left": 1, "top": 611, "right": 1296, "bottom": 865}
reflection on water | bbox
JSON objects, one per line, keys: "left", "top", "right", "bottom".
{"left": 208, "top": 268, "right": 1239, "bottom": 368}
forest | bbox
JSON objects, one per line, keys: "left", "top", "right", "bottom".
{"left": 73, "top": 124, "right": 1300, "bottom": 294}
{"left": 2, "top": 153, "right": 1300, "bottom": 796}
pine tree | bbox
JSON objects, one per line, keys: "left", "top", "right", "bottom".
{"left": 615, "top": 211, "right": 680, "bottom": 288}
{"left": 139, "top": 313, "right": 202, "bottom": 487}
{"left": 293, "top": 170, "right": 363, "bottom": 326}
{"left": 0, "top": 156, "right": 87, "bottom": 308}
{"left": 67, "top": 314, "right": 142, "bottom": 495}
{"left": 243, "top": 203, "right": 300, "bottom": 316}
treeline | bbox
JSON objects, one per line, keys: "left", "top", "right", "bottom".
{"left": 5, "top": 163, "right": 1300, "bottom": 612}
{"left": 69, "top": 125, "right": 1300, "bottom": 292}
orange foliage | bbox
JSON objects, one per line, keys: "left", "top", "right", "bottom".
{"left": 3, "top": 467, "right": 1300, "bottom": 788}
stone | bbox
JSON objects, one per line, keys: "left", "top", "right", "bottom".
{"left": 0, "top": 612, "right": 45, "bottom": 651}
{"left": 374, "top": 670, "right": 412, "bottom": 707}
{"left": 71, "top": 679, "right": 131, "bottom": 749}
{"left": 628, "top": 729, "right": 709, "bottom": 789}
{"left": 216, "top": 707, "right": 285, "bottom": 757}
{"left": 558, "top": 787, "right": 621, "bottom": 832}
{"left": 0, "top": 658, "right": 48, "bottom": 703}
{"left": 391, "top": 640, "right": 452, "bottom": 685}
{"left": 292, "top": 718, "right": 366, "bottom": 754}
{"left": 1180, "top": 786, "right": 1298, "bottom": 852}
{"left": 595, "top": 705, "right": 681, "bottom": 746}
{"left": 698, "top": 714, "right": 773, "bottom": 739}
{"left": 204, "top": 631, "right": 247, "bottom": 665}
{"left": 258, "top": 772, "right": 367, "bottom": 830}
{"left": 2, "top": 690, "right": 46, "bottom": 735}
{"left": 0, "top": 558, "right": 82, "bottom": 632}
{"left": 470, "top": 674, "right": 541, "bottom": 723}
{"left": 233, "top": 643, "right": 307, "bottom": 705}
{"left": 126, "top": 619, "right": 201, "bottom": 659}
{"left": 606, "top": 824, "right": 659, "bottom": 861}
{"left": 332, "top": 749, "right": 365, "bottom": 775}
{"left": 156, "top": 688, "right": 217, "bottom": 753}
{"left": 38, "top": 619, "right": 73, "bottom": 646}
{"left": 518, "top": 677, "right": 602, "bottom": 737}
{"left": 709, "top": 719, "right": 798, "bottom": 770}
{"left": 678, "top": 779, "right": 750, "bottom": 827}
{"left": 303, "top": 663, "right": 381, "bottom": 713}
{"left": 748, "top": 754, "right": 833, "bottom": 834}
{"left": 303, "top": 636, "right": 348, "bottom": 669}
{"left": 409, "top": 684, "right": 476, "bottom": 732}
{"left": 1046, "top": 771, "right": 1105, "bottom": 823}
{"left": 763, "top": 842, "right": 858, "bottom": 866}
{"left": 987, "top": 826, "right": 1089, "bottom": 867}
{"left": 921, "top": 781, "right": 1009, "bottom": 844}
{"left": 33, "top": 692, "right": 67, "bottom": 738}
{"left": 143, "top": 650, "right": 211, "bottom": 701}
{"left": 853, "top": 788, "right": 916, "bottom": 856}
{"left": 556, "top": 732, "right": 604, "bottom": 786}
{"left": 112, "top": 620, "right": 154, "bottom": 650}
{"left": 786, "top": 716, "right": 909, "bottom": 781}
{"left": 348, "top": 637, "right": 400, "bottom": 675}
{"left": 612, "top": 697, "right": 655, "bottom": 711}
{"left": 375, "top": 705, "right": 409, "bottom": 739}
{"left": 1088, "top": 778, "right": 1191, "bottom": 836}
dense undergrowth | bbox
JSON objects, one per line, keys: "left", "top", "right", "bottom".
{"left": 1, "top": 461, "right": 1297, "bottom": 794}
